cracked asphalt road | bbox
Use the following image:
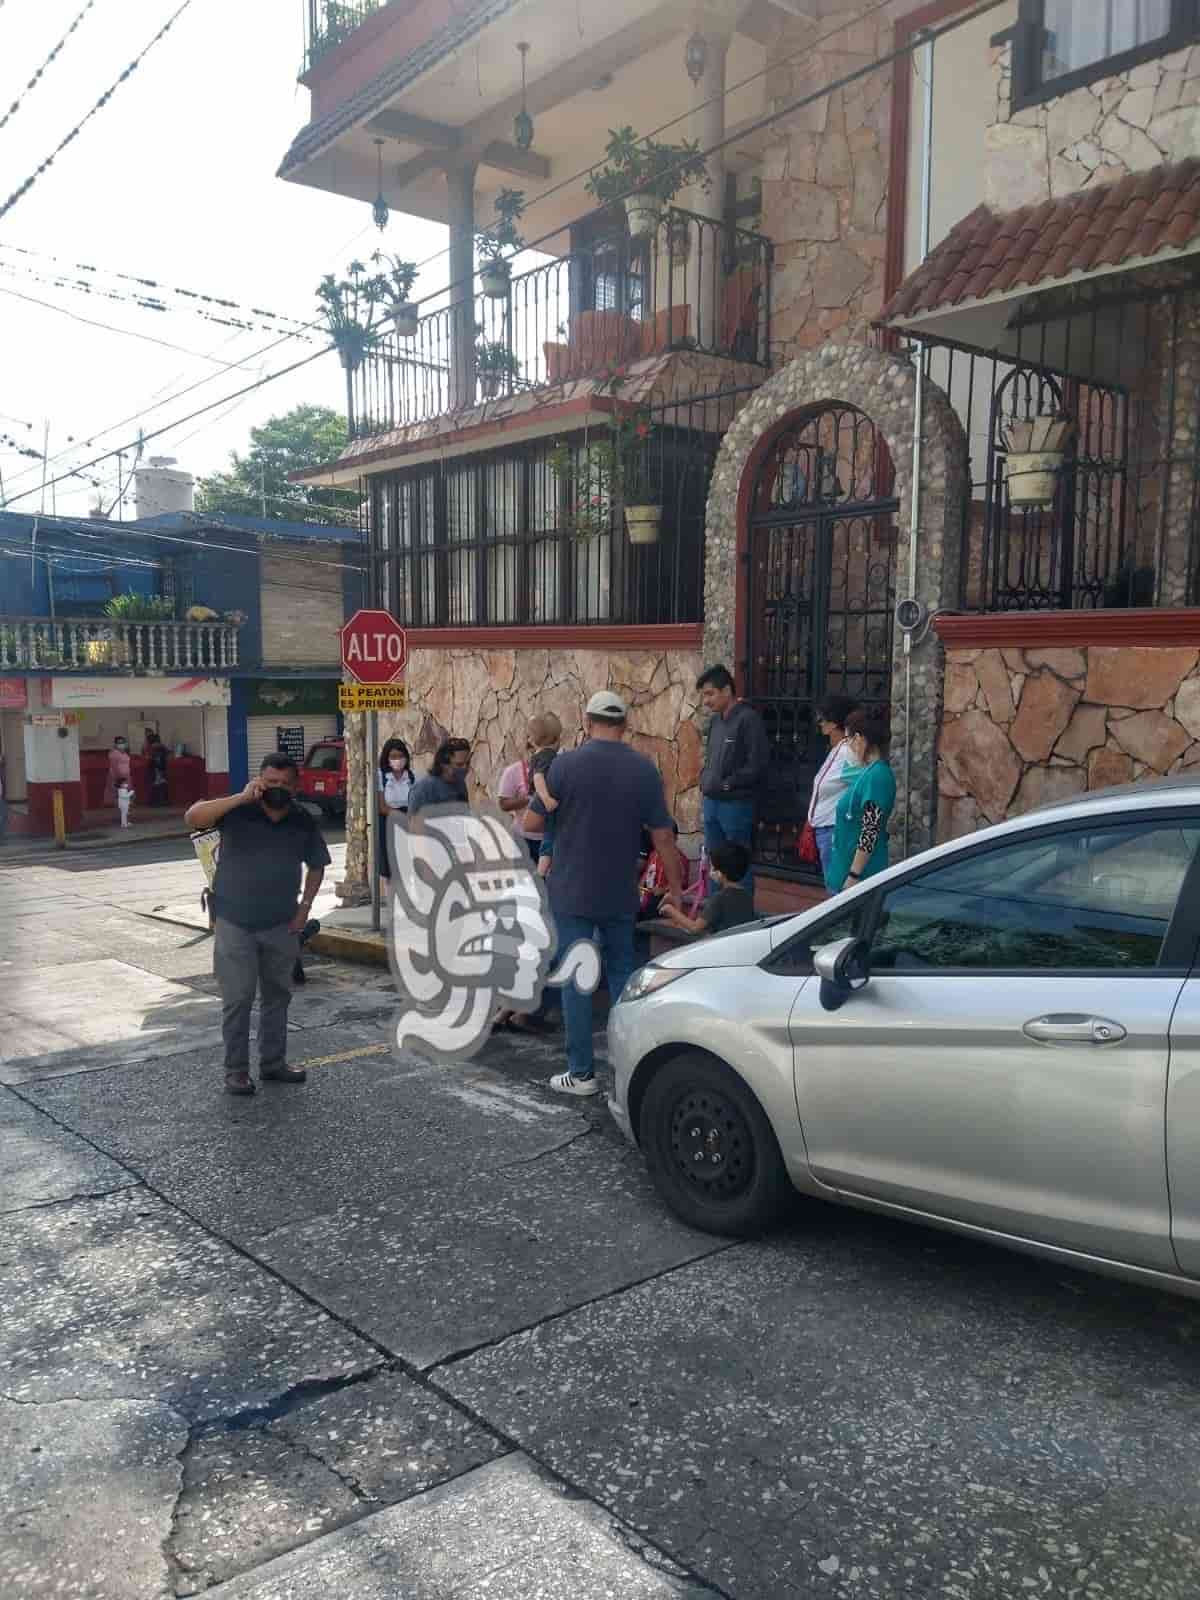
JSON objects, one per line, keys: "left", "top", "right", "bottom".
{"left": 3, "top": 838, "right": 1200, "bottom": 1598}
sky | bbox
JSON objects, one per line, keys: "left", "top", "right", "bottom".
{"left": 0, "top": 0, "right": 448, "bottom": 519}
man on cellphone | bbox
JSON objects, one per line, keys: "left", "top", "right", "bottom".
{"left": 185, "top": 754, "right": 331, "bottom": 1096}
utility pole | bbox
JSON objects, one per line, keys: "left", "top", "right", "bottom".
{"left": 39, "top": 420, "right": 49, "bottom": 513}
{"left": 260, "top": 462, "right": 267, "bottom": 518}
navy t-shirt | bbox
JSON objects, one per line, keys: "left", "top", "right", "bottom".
{"left": 541, "top": 740, "right": 671, "bottom": 919}
{"left": 213, "top": 801, "right": 331, "bottom": 931}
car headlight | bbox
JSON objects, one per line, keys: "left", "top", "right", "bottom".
{"left": 620, "top": 964, "right": 688, "bottom": 1003}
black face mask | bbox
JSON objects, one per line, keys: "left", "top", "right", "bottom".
{"left": 261, "top": 786, "right": 292, "bottom": 810}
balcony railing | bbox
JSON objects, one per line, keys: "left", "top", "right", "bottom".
{"left": 350, "top": 208, "right": 773, "bottom": 438}
{"left": 304, "top": 0, "right": 381, "bottom": 68}
{"left": 0, "top": 617, "right": 240, "bottom": 673}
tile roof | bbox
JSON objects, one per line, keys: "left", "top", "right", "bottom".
{"left": 881, "top": 158, "right": 1200, "bottom": 323}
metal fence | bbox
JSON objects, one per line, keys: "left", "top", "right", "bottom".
{"left": 304, "top": 0, "right": 380, "bottom": 67}
{"left": 369, "top": 386, "right": 758, "bottom": 628}
{"left": 351, "top": 209, "right": 772, "bottom": 438}
{"left": 895, "top": 275, "right": 1200, "bottom": 612}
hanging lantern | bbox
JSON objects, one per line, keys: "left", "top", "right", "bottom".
{"left": 371, "top": 138, "right": 389, "bottom": 233}
{"left": 514, "top": 43, "right": 533, "bottom": 151}
{"left": 685, "top": 28, "right": 708, "bottom": 85}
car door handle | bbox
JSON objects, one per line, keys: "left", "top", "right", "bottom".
{"left": 1023, "top": 1014, "right": 1127, "bottom": 1045}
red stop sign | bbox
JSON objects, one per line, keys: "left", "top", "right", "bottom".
{"left": 340, "top": 609, "right": 408, "bottom": 685}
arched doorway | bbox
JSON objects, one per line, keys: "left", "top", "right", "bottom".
{"left": 745, "top": 403, "right": 899, "bottom": 872}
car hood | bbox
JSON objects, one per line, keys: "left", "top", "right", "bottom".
{"left": 654, "top": 918, "right": 781, "bottom": 969}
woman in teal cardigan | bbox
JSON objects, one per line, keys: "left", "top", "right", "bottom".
{"left": 825, "top": 706, "right": 897, "bottom": 893}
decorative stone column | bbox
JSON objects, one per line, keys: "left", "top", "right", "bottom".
{"left": 703, "top": 342, "right": 968, "bottom": 861}
{"left": 336, "top": 706, "right": 370, "bottom": 904}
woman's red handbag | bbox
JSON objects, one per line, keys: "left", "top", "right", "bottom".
{"left": 797, "top": 821, "right": 820, "bottom": 867}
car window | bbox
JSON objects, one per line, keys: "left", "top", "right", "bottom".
{"left": 870, "top": 819, "right": 1200, "bottom": 973}
{"left": 307, "top": 745, "right": 341, "bottom": 772}
{"left": 764, "top": 898, "right": 871, "bottom": 974}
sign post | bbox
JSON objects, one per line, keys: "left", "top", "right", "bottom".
{"left": 340, "top": 610, "right": 408, "bottom": 934}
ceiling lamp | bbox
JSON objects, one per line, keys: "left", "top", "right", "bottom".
{"left": 685, "top": 27, "right": 708, "bottom": 85}
{"left": 513, "top": 42, "right": 533, "bottom": 151}
{"left": 372, "top": 138, "right": 389, "bottom": 232}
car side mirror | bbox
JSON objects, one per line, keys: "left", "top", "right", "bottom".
{"left": 814, "top": 936, "right": 871, "bottom": 1011}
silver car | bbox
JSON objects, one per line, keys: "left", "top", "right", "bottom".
{"left": 608, "top": 779, "right": 1200, "bottom": 1299}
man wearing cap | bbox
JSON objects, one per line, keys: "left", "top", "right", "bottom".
{"left": 535, "top": 690, "right": 683, "bottom": 1096}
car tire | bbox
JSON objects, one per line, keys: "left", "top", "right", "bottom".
{"left": 639, "top": 1053, "right": 792, "bottom": 1237}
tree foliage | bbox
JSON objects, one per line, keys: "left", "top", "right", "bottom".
{"left": 195, "top": 405, "right": 358, "bottom": 524}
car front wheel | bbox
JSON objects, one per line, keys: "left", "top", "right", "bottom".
{"left": 639, "top": 1053, "right": 791, "bottom": 1237}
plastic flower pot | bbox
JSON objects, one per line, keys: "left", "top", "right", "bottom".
{"left": 479, "top": 260, "right": 511, "bottom": 299}
{"left": 625, "top": 193, "right": 664, "bottom": 238}
{"left": 1006, "top": 451, "right": 1063, "bottom": 508}
{"left": 624, "top": 504, "right": 662, "bottom": 544}
{"left": 391, "top": 302, "right": 419, "bottom": 338}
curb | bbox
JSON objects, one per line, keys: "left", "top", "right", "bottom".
{"left": 309, "top": 927, "right": 389, "bottom": 968}
{"left": 0, "top": 826, "right": 193, "bottom": 862}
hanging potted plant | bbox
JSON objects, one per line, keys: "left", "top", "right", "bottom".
{"left": 476, "top": 337, "right": 521, "bottom": 398}
{"left": 548, "top": 436, "right": 616, "bottom": 539}
{"left": 372, "top": 251, "right": 420, "bottom": 338}
{"left": 315, "top": 260, "right": 388, "bottom": 371}
{"left": 476, "top": 187, "right": 525, "bottom": 299}
{"left": 585, "top": 126, "right": 710, "bottom": 239}
{"left": 612, "top": 409, "right": 661, "bottom": 544}
{"left": 1001, "top": 413, "right": 1076, "bottom": 508}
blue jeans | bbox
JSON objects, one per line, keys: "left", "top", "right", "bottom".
{"left": 702, "top": 795, "right": 756, "bottom": 896}
{"left": 552, "top": 912, "right": 636, "bottom": 1079}
{"left": 814, "top": 825, "right": 835, "bottom": 880}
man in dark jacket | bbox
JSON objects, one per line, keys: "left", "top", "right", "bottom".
{"left": 697, "top": 664, "right": 768, "bottom": 894}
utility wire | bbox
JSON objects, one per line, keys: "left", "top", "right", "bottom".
{"left": 0, "top": 0, "right": 195, "bottom": 222}
{"left": 0, "top": 0, "right": 98, "bottom": 136}
{"left": 0, "top": 285, "right": 261, "bottom": 366}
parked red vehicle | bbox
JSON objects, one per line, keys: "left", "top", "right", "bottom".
{"left": 297, "top": 738, "right": 347, "bottom": 818}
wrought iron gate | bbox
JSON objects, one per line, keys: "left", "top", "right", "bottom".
{"left": 745, "top": 404, "right": 898, "bottom": 874}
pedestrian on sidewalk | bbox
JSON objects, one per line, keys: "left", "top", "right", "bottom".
{"left": 498, "top": 714, "right": 562, "bottom": 863}
{"left": 103, "top": 736, "right": 131, "bottom": 815}
{"left": 807, "top": 693, "right": 857, "bottom": 883}
{"left": 825, "top": 706, "right": 896, "bottom": 895}
{"left": 408, "top": 738, "right": 471, "bottom": 818}
{"left": 697, "top": 664, "right": 768, "bottom": 897}
{"left": 147, "top": 733, "right": 170, "bottom": 807}
{"left": 534, "top": 690, "right": 682, "bottom": 1097}
{"left": 377, "top": 736, "right": 414, "bottom": 897}
{"left": 185, "top": 753, "right": 331, "bottom": 1096}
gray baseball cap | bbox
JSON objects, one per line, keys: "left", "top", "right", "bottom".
{"left": 585, "top": 689, "right": 628, "bottom": 719}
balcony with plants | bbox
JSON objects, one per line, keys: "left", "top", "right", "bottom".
{"left": 0, "top": 592, "right": 241, "bottom": 674}
{"left": 320, "top": 141, "right": 773, "bottom": 445}
{"left": 302, "top": 0, "right": 383, "bottom": 71}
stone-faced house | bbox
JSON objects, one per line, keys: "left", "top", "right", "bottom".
{"left": 281, "top": 0, "right": 1200, "bottom": 902}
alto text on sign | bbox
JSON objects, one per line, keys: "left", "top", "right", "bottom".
{"left": 338, "top": 683, "right": 409, "bottom": 712}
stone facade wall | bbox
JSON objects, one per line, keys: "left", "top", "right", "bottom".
{"left": 986, "top": 40, "right": 1200, "bottom": 210}
{"left": 754, "top": 0, "right": 898, "bottom": 359}
{"left": 705, "top": 344, "right": 969, "bottom": 861}
{"left": 336, "top": 644, "right": 706, "bottom": 896}
{"left": 938, "top": 641, "right": 1200, "bottom": 840}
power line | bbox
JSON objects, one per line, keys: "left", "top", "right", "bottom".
{"left": 0, "top": 509, "right": 367, "bottom": 571}
{"left": 0, "top": 0, "right": 98, "bottom": 136}
{"left": 0, "top": 241, "right": 313, "bottom": 335}
{"left": 0, "top": 0, "right": 196, "bottom": 223}
{"left": 0, "top": 285, "right": 261, "bottom": 366}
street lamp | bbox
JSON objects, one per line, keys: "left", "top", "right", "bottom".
{"left": 514, "top": 43, "right": 533, "bottom": 151}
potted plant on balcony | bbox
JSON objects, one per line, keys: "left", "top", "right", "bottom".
{"left": 476, "top": 338, "right": 521, "bottom": 399}
{"left": 476, "top": 188, "right": 525, "bottom": 299}
{"left": 612, "top": 410, "right": 661, "bottom": 544}
{"left": 372, "top": 251, "right": 420, "bottom": 338}
{"left": 316, "top": 260, "right": 389, "bottom": 370}
{"left": 1001, "top": 413, "right": 1075, "bottom": 508}
{"left": 548, "top": 437, "right": 616, "bottom": 540}
{"left": 585, "top": 126, "right": 710, "bottom": 239}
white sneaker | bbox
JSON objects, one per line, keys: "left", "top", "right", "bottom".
{"left": 548, "top": 1071, "right": 601, "bottom": 1097}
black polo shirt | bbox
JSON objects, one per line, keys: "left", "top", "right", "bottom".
{"left": 212, "top": 800, "right": 331, "bottom": 931}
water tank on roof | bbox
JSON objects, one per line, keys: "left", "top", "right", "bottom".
{"left": 135, "top": 456, "right": 194, "bottom": 519}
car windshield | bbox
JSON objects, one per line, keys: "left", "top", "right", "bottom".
{"left": 306, "top": 745, "right": 341, "bottom": 771}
